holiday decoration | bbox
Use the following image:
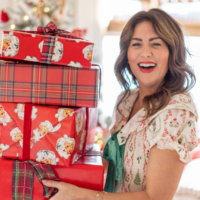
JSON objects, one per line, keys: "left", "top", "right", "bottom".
{"left": 1, "top": 21, "right": 94, "bottom": 68}
{"left": 94, "top": 126, "right": 108, "bottom": 151}
{"left": 0, "top": 60, "right": 100, "bottom": 108}
{"left": 1, "top": 10, "right": 9, "bottom": 23}
{"left": 0, "top": 102, "right": 87, "bottom": 167}
{"left": 3, "top": 0, "right": 75, "bottom": 31}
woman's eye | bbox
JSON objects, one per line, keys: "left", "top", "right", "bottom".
{"left": 132, "top": 43, "right": 141, "bottom": 46}
{"left": 152, "top": 43, "right": 161, "bottom": 46}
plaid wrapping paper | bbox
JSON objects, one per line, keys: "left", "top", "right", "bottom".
{"left": 40, "top": 36, "right": 56, "bottom": 64}
{"left": 13, "top": 160, "right": 58, "bottom": 200}
{"left": 38, "top": 21, "right": 74, "bottom": 64}
{"left": 0, "top": 61, "right": 100, "bottom": 108}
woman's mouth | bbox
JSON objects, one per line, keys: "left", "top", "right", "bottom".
{"left": 138, "top": 63, "right": 157, "bottom": 73}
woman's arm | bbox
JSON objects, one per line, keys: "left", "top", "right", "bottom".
{"left": 43, "top": 145, "right": 185, "bottom": 200}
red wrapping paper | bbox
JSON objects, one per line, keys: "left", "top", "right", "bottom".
{"left": 85, "top": 108, "right": 98, "bottom": 153}
{"left": 0, "top": 60, "right": 100, "bottom": 108}
{"left": 1, "top": 29, "right": 94, "bottom": 68}
{"left": 0, "top": 154, "right": 104, "bottom": 200}
{"left": 0, "top": 102, "right": 88, "bottom": 167}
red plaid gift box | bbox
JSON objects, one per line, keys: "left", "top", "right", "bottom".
{"left": 0, "top": 152, "right": 104, "bottom": 200}
{"left": 0, "top": 60, "right": 100, "bottom": 108}
{"left": 1, "top": 21, "right": 94, "bottom": 68}
{"left": 0, "top": 102, "right": 89, "bottom": 167}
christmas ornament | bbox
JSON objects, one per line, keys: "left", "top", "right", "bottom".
{"left": 1, "top": 10, "right": 9, "bottom": 23}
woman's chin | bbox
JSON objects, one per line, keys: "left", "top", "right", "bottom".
{"left": 138, "top": 80, "right": 160, "bottom": 90}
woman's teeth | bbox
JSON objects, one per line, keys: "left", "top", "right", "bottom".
{"left": 138, "top": 64, "right": 156, "bottom": 68}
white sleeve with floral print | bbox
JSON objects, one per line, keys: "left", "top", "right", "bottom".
{"left": 147, "top": 108, "right": 198, "bottom": 163}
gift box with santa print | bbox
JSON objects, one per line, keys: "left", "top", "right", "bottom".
{"left": 1, "top": 21, "right": 94, "bottom": 69}
{"left": 0, "top": 151, "right": 104, "bottom": 200}
{"left": 0, "top": 60, "right": 100, "bottom": 108}
{"left": 0, "top": 102, "right": 89, "bottom": 167}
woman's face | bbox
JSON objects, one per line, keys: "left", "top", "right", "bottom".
{"left": 127, "top": 21, "right": 169, "bottom": 90}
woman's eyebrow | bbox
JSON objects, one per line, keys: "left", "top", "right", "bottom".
{"left": 131, "top": 37, "right": 162, "bottom": 41}
{"left": 149, "top": 37, "right": 162, "bottom": 41}
{"left": 131, "top": 38, "right": 142, "bottom": 41}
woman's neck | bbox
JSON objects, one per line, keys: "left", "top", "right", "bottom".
{"left": 137, "top": 85, "right": 158, "bottom": 107}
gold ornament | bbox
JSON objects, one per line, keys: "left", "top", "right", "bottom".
{"left": 39, "top": 2, "right": 43, "bottom": 7}
{"left": 96, "top": 133, "right": 103, "bottom": 139}
{"left": 96, "top": 140, "right": 103, "bottom": 149}
{"left": 94, "top": 135, "right": 99, "bottom": 142}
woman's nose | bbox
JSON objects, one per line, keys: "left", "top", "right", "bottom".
{"left": 141, "top": 46, "right": 152, "bottom": 57}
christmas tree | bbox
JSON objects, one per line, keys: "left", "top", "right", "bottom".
{"left": 134, "top": 169, "right": 141, "bottom": 185}
{"left": 0, "top": 0, "right": 75, "bottom": 31}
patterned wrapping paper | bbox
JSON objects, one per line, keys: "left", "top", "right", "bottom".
{"left": 0, "top": 60, "right": 100, "bottom": 108}
{"left": 1, "top": 21, "right": 94, "bottom": 68}
{"left": 0, "top": 102, "right": 87, "bottom": 167}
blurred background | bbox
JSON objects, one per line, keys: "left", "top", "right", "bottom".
{"left": 0, "top": 0, "right": 200, "bottom": 199}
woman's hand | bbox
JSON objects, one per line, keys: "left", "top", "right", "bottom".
{"left": 42, "top": 180, "right": 95, "bottom": 200}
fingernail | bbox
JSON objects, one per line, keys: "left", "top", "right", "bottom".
{"left": 42, "top": 180, "right": 47, "bottom": 183}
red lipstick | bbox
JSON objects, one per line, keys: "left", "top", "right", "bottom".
{"left": 138, "top": 61, "right": 157, "bottom": 73}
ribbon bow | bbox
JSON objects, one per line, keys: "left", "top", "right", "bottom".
{"left": 13, "top": 160, "right": 59, "bottom": 200}
{"left": 37, "top": 21, "right": 69, "bottom": 36}
{"left": 37, "top": 21, "right": 82, "bottom": 64}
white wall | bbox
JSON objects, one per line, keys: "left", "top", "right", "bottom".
{"left": 0, "top": 0, "right": 12, "bottom": 9}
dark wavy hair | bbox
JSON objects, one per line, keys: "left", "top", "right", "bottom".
{"left": 115, "top": 8, "right": 196, "bottom": 120}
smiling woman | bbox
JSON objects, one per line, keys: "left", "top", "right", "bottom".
{"left": 128, "top": 22, "right": 169, "bottom": 94}
{"left": 115, "top": 9, "right": 196, "bottom": 120}
{"left": 42, "top": 9, "right": 198, "bottom": 200}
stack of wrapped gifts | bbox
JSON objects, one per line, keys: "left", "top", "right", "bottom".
{"left": 0, "top": 21, "right": 103, "bottom": 199}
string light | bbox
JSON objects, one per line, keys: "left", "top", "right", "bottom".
{"left": 39, "top": 2, "right": 43, "bottom": 7}
{"left": 23, "top": 15, "right": 29, "bottom": 21}
{"left": 44, "top": 7, "right": 50, "bottom": 13}
{"left": 10, "top": 24, "right": 16, "bottom": 30}
{"left": 33, "top": 7, "right": 38, "bottom": 12}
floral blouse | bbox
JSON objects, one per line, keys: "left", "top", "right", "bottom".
{"left": 110, "top": 88, "right": 198, "bottom": 193}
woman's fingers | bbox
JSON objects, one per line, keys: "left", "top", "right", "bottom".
{"left": 49, "top": 193, "right": 63, "bottom": 200}
{"left": 42, "top": 180, "right": 61, "bottom": 189}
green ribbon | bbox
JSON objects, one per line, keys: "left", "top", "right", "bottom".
{"left": 103, "top": 130, "right": 126, "bottom": 193}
